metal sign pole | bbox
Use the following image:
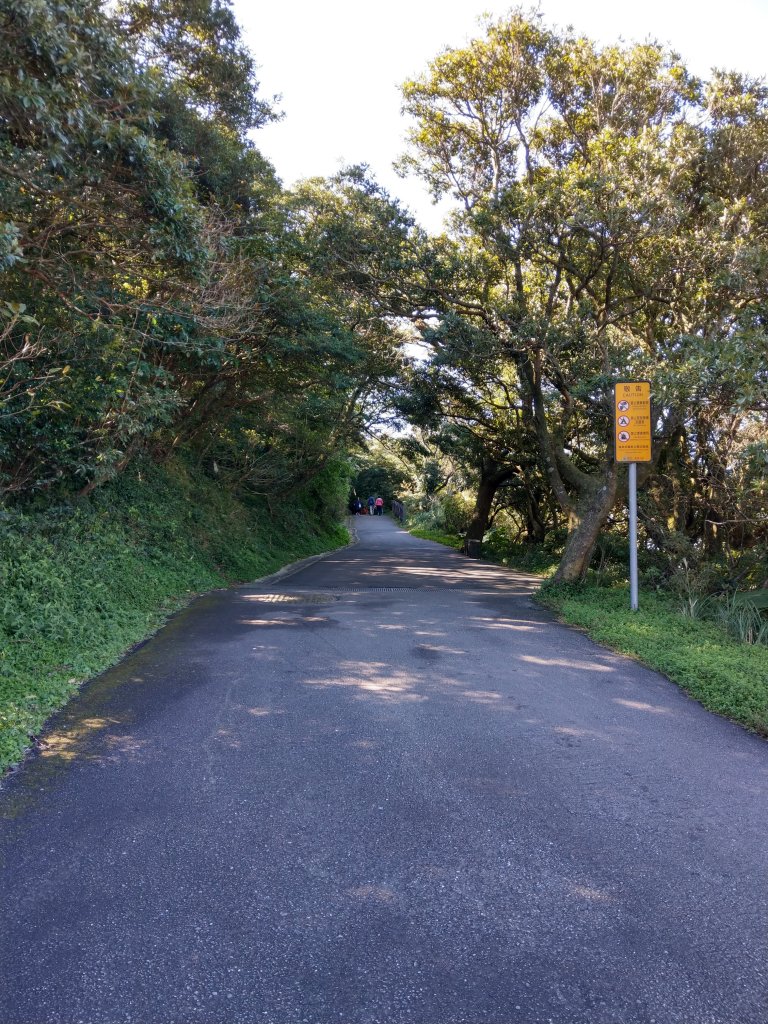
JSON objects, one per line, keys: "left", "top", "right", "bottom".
{"left": 628, "top": 461, "right": 639, "bottom": 611}
{"left": 614, "top": 381, "right": 650, "bottom": 612}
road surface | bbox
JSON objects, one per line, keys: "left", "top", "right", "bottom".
{"left": 1, "top": 516, "right": 766, "bottom": 1023}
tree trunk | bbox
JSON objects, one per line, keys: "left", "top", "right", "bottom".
{"left": 465, "top": 472, "right": 499, "bottom": 546}
{"left": 465, "top": 462, "right": 519, "bottom": 546}
{"left": 524, "top": 487, "right": 547, "bottom": 545}
{"left": 552, "top": 464, "right": 619, "bottom": 583}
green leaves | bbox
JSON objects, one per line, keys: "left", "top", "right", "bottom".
{"left": 117, "top": 0, "right": 279, "bottom": 134}
{"left": 0, "top": 224, "right": 23, "bottom": 270}
{"left": 399, "top": 9, "right": 768, "bottom": 581}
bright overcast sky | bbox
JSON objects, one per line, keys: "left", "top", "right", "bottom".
{"left": 235, "top": 0, "right": 768, "bottom": 232}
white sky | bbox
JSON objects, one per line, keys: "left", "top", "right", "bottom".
{"left": 235, "top": 0, "right": 768, "bottom": 232}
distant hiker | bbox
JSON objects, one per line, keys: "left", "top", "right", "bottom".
{"left": 355, "top": 498, "right": 363, "bottom": 515}
{"left": 367, "top": 496, "right": 375, "bottom": 515}
{"left": 375, "top": 496, "right": 384, "bottom": 516}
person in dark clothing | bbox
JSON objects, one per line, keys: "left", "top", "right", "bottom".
{"left": 367, "top": 496, "right": 375, "bottom": 515}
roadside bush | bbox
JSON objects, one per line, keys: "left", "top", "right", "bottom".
{"left": 711, "top": 594, "right": 768, "bottom": 646}
{"left": 407, "top": 490, "right": 474, "bottom": 535}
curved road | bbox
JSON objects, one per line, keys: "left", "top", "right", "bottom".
{"left": 1, "top": 516, "right": 766, "bottom": 1023}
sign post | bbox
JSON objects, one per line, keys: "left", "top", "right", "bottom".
{"left": 628, "top": 462, "right": 638, "bottom": 611}
{"left": 614, "top": 382, "right": 652, "bottom": 611}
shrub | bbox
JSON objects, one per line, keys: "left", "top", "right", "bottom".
{"left": 407, "top": 490, "right": 473, "bottom": 535}
{"left": 711, "top": 594, "right": 768, "bottom": 646}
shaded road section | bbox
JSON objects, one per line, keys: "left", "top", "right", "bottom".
{"left": 1, "top": 516, "right": 766, "bottom": 1023}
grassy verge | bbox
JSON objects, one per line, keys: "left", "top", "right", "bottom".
{"left": 408, "top": 525, "right": 768, "bottom": 735}
{"left": 538, "top": 583, "right": 768, "bottom": 735}
{"left": 408, "top": 527, "right": 464, "bottom": 550}
{"left": 407, "top": 526, "right": 560, "bottom": 575}
{"left": 0, "top": 458, "right": 349, "bottom": 772}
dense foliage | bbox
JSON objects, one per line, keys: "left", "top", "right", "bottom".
{"left": 5, "top": 2, "right": 762, "bottom": 591}
{"left": 0, "top": 0, "right": 413, "bottom": 766}
{"left": 0, "top": 0, "right": 410, "bottom": 503}
{"left": 399, "top": 10, "right": 768, "bottom": 587}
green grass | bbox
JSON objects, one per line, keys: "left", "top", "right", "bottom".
{"left": 408, "top": 527, "right": 464, "bottom": 550}
{"left": 407, "top": 524, "right": 768, "bottom": 735}
{"left": 407, "top": 525, "right": 561, "bottom": 575}
{"left": 538, "top": 582, "right": 768, "bottom": 735}
{"left": 0, "top": 458, "right": 349, "bottom": 772}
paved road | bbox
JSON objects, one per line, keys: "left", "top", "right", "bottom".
{"left": 1, "top": 516, "right": 766, "bottom": 1024}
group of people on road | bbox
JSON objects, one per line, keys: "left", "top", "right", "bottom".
{"left": 350, "top": 495, "right": 385, "bottom": 515}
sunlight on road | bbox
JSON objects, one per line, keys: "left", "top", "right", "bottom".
{"left": 239, "top": 615, "right": 331, "bottom": 626}
{"left": 553, "top": 726, "right": 607, "bottom": 740}
{"left": 40, "top": 716, "right": 121, "bottom": 761}
{"left": 569, "top": 884, "right": 614, "bottom": 903}
{"left": 470, "top": 616, "right": 542, "bottom": 631}
{"left": 613, "top": 698, "right": 672, "bottom": 714}
{"left": 521, "top": 655, "right": 614, "bottom": 673}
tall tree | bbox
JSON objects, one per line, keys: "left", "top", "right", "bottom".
{"left": 117, "top": 0, "right": 276, "bottom": 133}
{"left": 401, "top": 11, "right": 768, "bottom": 581}
{"left": 400, "top": 311, "right": 548, "bottom": 546}
{"left": 1, "top": 0, "right": 204, "bottom": 494}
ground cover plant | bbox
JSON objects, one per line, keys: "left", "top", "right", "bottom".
{"left": 0, "top": 458, "right": 348, "bottom": 772}
{"left": 408, "top": 526, "right": 464, "bottom": 551}
{"left": 406, "top": 519, "right": 768, "bottom": 735}
{"left": 537, "top": 583, "right": 768, "bottom": 735}
{"left": 409, "top": 525, "right": 561, "bottom": 575}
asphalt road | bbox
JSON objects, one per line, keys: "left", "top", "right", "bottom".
{"left": 1, "top": 516, "right": 766, "bottom": 1024}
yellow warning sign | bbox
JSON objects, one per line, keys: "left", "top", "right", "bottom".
{"left": 614, "top": 382, "right": 652, "bottom": 462}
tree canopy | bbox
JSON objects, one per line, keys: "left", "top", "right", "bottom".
{"left": 400, "top": 10, "right": 768, "bottom": 581}
{"left": 0, "top": 0, "right": 407, "bottom": 504}
{"left": 1, "top": 3, "right": 765, "bottom": 591}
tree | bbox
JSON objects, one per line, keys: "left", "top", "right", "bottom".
{"left": 399, "top": 309, "right": 549, "bottom": 545}
{"left": 401, "top": 10, "right": 768, "bottom": 581}
{"left": 117, "top": 0, "right": 276, "bottom": 134}
{"left": 1, "top": 1, "right": 386, "bottom": 509}
{"left": 1, "top": 0, "right": 204, "bottom": 494}
{"left": 117, "top": 0, "right": 280, "bottom": 212}
{"left": 282, "top": 169, "right": 423, "bottom": 443}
